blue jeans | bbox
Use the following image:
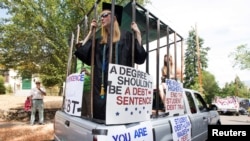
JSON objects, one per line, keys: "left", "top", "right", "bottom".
{"left": 30, "top": 99, "right": 44, "bottom": 124}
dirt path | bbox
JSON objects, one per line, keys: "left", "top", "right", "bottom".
{"left": 0, "top": 119, "right": 54, "bottom": 141}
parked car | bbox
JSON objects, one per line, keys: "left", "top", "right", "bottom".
{"left": 239, "top": 107, "right": 248, "bottom": 115}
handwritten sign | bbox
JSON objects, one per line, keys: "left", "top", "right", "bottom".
{"left": 169, "top": 115, "right": 191, "bottom": 141}
{"left": 106, "top": 64, "right": 153, "bottom": 124}
{"left": 164, "top": 79, "right": 184, "bottom": 116}
{"left": 213, "top": 96, "right": 239, "bottom": 110}
{"left": 64, "top": 73, "right": 84, "bottom": 116}
{"left": 96, "top": 121, "right": 153, "bottom": 141}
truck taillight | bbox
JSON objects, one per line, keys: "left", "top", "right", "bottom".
{"left": 93, "top": 135, "right": 97, "bottom": 141}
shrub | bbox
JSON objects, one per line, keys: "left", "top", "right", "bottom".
{"left": 0, "top": 76, "right": 6, "bottom": 94}
{"left": 5, "top": 84, "right": 13, "bottom": 94}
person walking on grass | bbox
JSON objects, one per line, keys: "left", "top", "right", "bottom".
{"left": 29, "top": 79, "right": 46, "bottom": 125}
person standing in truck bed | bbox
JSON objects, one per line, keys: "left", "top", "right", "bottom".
{"left": 74, "top": 2, "right": 147, "bottom": 120}
{"left": 159, "top": 54, "right": 174, "bottom": 104}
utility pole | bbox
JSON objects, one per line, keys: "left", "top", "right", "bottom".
{"left": 235, "top": 77, "right": 238, "bottom": 96}
{"left": 195, "top": 24, "right": 203, "bottom": 94}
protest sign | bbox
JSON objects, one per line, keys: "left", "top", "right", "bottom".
{"left": 96, "top": 121, "right": 153, "bottom": 141}
{"left": 164, "top": 79, "right": 184, "bottom": 116}
{"left": 169, "top": 115, "right": 191, "bottom": 141}
{"left": 106, "top": 64, "right": 153, "bottom": 124}
{"left": 64, "top": 73, "right": 84, "bottom": 116}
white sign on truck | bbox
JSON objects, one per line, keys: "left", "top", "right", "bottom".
{"left": 106, "top": 64, "right": 153, "bottom": 124}
{"left": 164, "top": 79, "right": 185, "bottom": 116}
{"left": 64, "top": 73, "right": 85, "bottom": 116}
{"left": 169, "top": 115, "right": 191, "bottom": 141}
{"left": 96, "top": 120, "right": 153, "bottom": 141}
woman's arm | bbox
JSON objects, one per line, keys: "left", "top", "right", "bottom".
{"left": 74, "top": 19, "right": 98, "bottom": 65}
{"left": 77, "top": 19, "right": 97, "bottom": 47}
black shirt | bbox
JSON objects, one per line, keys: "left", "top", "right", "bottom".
{"left": 74, "top": 30, "right": 148, "bottom": 120}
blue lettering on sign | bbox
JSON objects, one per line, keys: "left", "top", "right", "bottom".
{"left": 112, "top": 133, "right": 131, "bottom": 141}
{"left": 173, "top": 117, "right": 191, "bottom": 132}
{"left": 134, "top": 127, "right": 148, "bottom": 138}
{"left": 172, "top": 116, "right": 191, "bottom": 138}
{"left": 166, "top": 79, "right": 183, "bottom": 92}
{"left": 111, "top": 127, "right": 148, "bottom": 141}
{"left": 67, "top": 74, "right": 84, "bottom": 82}
{"left": 174, "top": 124, "right": 181, "bottom": 132}
{"left": 177, "top": 128, "right": 190, "bottom": 138}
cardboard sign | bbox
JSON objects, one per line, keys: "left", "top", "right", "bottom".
{"left": 64, "top": 73, "right": 84, "bottom": 116}
{"left": 164, "top": 79, "right": 184, "bottom": 116}
{"left": 106, "top": 64, "right": 153, "bottom": 124}
{"left": 97, "top": 121, "right": 153, "bottom": 141}
{"left": 169, "top": 115, "right": 192, "bottom": 141}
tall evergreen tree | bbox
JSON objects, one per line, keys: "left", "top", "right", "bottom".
{"left": 183, "top": 27, "right": 210, "bottom": 89}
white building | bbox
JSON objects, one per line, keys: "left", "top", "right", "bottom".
{"left": 3, "top": 69, "right": 40, "bottom": 96}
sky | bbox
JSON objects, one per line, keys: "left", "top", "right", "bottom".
{"left": 144, "top": 0, "right": 250, "bottom": 87}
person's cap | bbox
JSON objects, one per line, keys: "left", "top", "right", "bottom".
{"left": 102, "top": 2, "right": 123, "bottom": 26}
{"left": 35, "top": 79, "right": 41, "bottom": 84}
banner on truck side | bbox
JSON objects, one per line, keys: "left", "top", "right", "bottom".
{"left": 169, "top": 115, "right": 191, "bottom": 141}
{"left": 97, "top": 120, "right": 154, "bottom": 141}
{"left": 106, "top": 64, "right": 154, "bottom": 124}
{"left": 164, "top": 79, "right": 185, "bottom": 116}
{"left": 64, "top": 73, "right": 84, "bottom": 116}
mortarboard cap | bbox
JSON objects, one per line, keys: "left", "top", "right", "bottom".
{"left": 102, "top": 2, "right": 123, "bottom": 26}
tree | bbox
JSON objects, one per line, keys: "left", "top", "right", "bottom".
{"left": 233, "top": 76, "right": 249, "bottom": 98}
{"left": 182, "top": 27, "right": 224, "bottom": 103}
{"left": 1, "top": 0, "right": 86, "bottom": 87}
{"left": 0, "top": 0, "right": 148, "bottom": 88}
{"left": 229, "top": 44, "right": 250, "bottom": 70}
{"left": 183, "top": 27, "right": 210, "bottom": 88}
{"left": 190, "top": 70, "right": 220, "bottom": 103}
{"left": 201, "top": 71, "right": 220, "bottom": 103}
{"left": 220, "top": 82, "right": 235, "bottom": 97}
{"left": 220, "top": 76, "right": 249, "bottom": 98}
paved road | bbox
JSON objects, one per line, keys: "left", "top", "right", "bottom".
{"left": 220, "top": 115, "right": 250, "bottom": 125}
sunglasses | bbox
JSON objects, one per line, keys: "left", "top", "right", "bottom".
{"left": 100, "top": 13, "right": 111, "bottom": 19}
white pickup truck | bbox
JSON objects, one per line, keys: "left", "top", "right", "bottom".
{"left": 54, "top": 82, "right": 221, "bottom": 141}
{"left": 54, "top": 1, "right": 221, "bottom": 141}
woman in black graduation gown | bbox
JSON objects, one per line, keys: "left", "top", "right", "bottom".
{"left": 74, "top": 2, "right": 147, "bottom": 120}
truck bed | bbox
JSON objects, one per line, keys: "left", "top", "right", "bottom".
{"left": 54, "top": 88, "right": 221, "bottom": 141}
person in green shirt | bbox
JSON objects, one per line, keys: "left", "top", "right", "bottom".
{"left": 81, "top": 65, "right": 91, "bottom": 117}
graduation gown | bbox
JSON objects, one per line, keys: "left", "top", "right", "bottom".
{"left": 74, "top": 30, "right": 148, "bottom": 120}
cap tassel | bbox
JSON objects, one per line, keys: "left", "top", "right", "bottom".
{"left": 100, "top": 84, "right": 105, "bottom": 99}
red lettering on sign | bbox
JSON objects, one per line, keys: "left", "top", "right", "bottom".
{"left": 132, "top": 88, "right": 149, "bottom": 96}
{"left": 166, "top": 105, "right": 176, "bottom": 110}
{"left": 116, "top": 96, "right": 151, "bottom": 105}
{"left": 125, "top": 87, "right": 131, "bottom": 95}
{"left": 180, "top": 134, "right": 188, "bottom": 141}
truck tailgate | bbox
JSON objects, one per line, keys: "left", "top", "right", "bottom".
{"left": 54, "top": 110, "right": 97, "bottom": 141}
{"left": 54, "top": 110, "right": 155, "bottom": 141}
